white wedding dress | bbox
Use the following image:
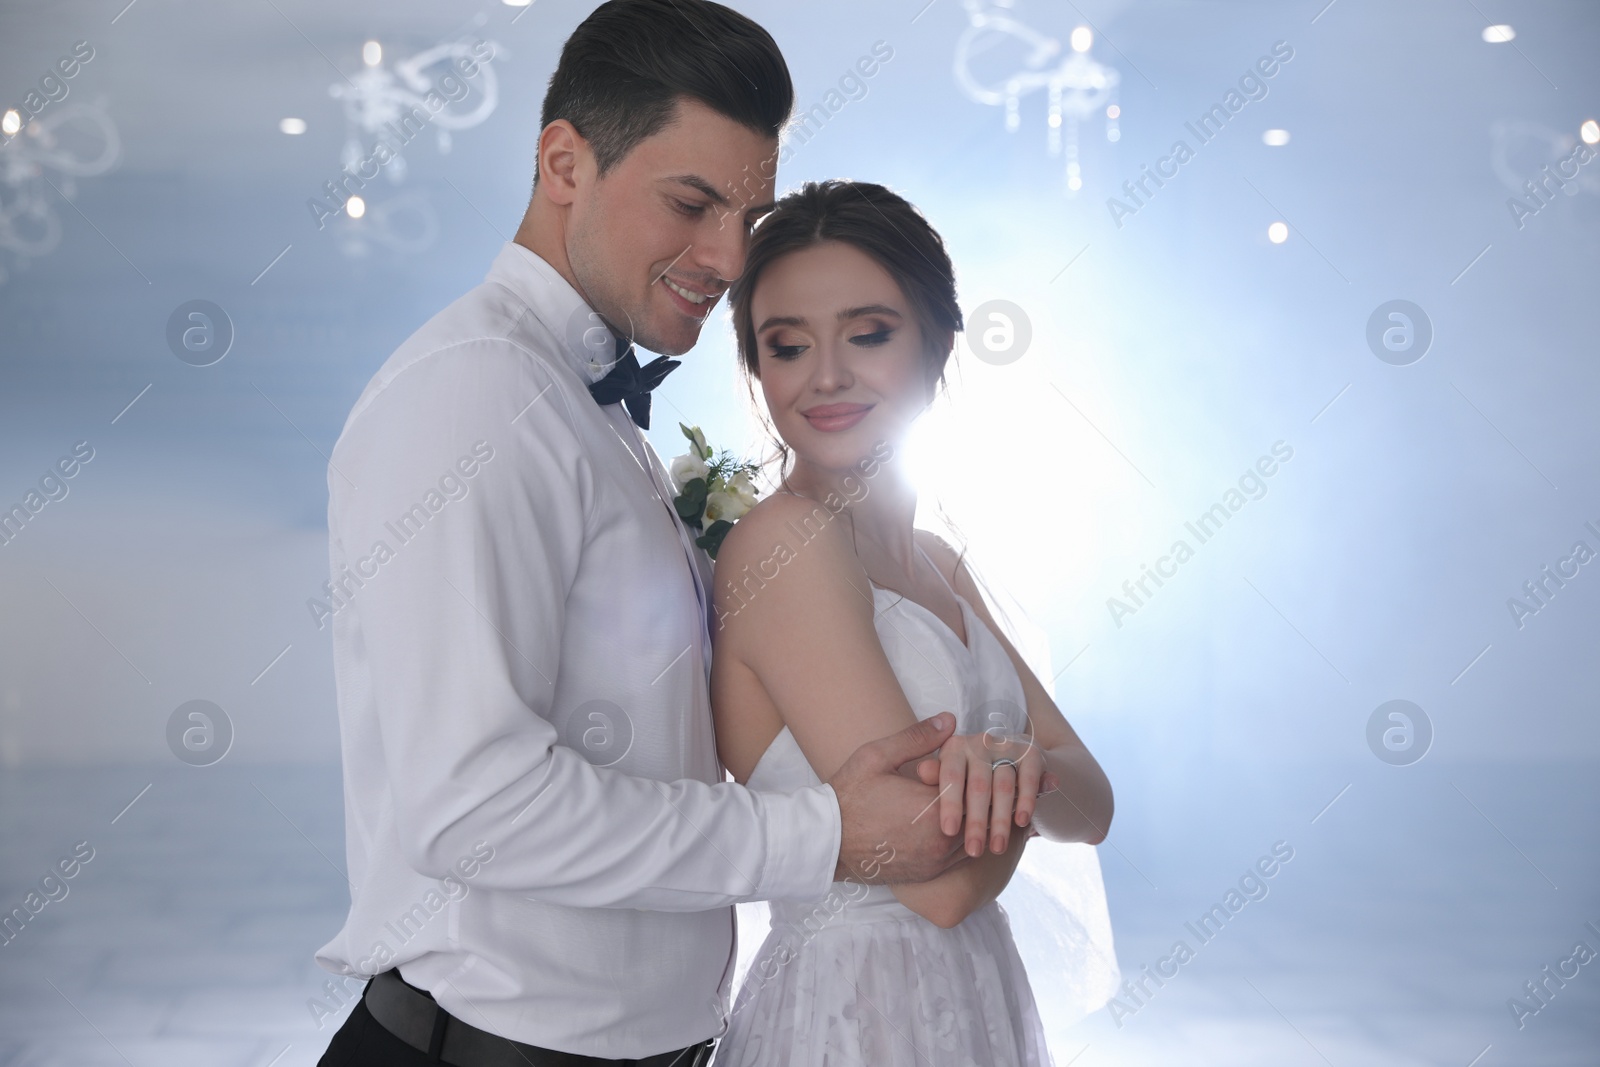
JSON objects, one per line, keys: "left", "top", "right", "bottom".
{"left": 714, "top": 553, "right": 1067, "bottom": 1067}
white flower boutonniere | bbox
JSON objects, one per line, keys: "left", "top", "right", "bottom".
{"left": 669, "top": 423, "right": 759, "bottom": 559}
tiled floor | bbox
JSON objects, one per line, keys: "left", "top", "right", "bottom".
{"left": 0, "top": 760, "right": 1594, "bottom": 1065}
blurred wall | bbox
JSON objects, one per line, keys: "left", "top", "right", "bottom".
{"left": 0, "top": 0, "right": 1595, "bottom": 780}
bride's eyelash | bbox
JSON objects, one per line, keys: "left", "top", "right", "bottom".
{"left": 768, "top": 342, "right": 806, "bottom": 361}
{"left": 764, "top": 326, "right": 892, "bottom": 360}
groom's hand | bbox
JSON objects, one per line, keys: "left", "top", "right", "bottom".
{"left": 829, "top": 712, "right": 968, "bottom": 884}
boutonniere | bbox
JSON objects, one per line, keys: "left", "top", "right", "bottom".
{"left": 668, "top": 423, "right": 760, "bottom": 559}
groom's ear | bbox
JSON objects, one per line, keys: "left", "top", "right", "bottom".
{"left": 536, "top": 119, "right": 588, "bottom": 207}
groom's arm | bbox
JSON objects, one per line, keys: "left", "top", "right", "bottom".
{"left": 330, "top": 340, "right": 839, "bottom": 911}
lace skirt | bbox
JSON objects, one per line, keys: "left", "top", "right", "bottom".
{"left": 713, "top": 891, "right": 1052, "bottom": 1067}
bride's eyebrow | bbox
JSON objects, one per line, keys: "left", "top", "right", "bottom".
{"left": 839, "top": 304, "right": 902, "bottom": 322}
{"left": 755, "top": 305, "right": 903, "bottom": 332}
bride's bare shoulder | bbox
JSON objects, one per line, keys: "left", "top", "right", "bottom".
{"left": 711, "top": 493, "right": 866, "bottom": 630}
{"left": 718, "top": 493, "right": 852, "bottom": 565}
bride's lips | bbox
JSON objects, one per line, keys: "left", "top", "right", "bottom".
{"left": 800, "top": 402, "right": 874, "bottom": 433}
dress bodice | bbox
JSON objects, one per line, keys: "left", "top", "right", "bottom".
{"left": 747, "top": 582, "right": 1030, "bottom": 791}
{"left": 720, "top": 558, "right": 1073, "bottom": 1066}
{"left": 746, "top": 575, "right": 1030, "bottom": 923}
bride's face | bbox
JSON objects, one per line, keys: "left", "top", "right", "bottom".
{"left": 751, "top": 240, "right": 934, "bottom": 473}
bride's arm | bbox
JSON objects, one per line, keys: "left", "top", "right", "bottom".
{"left": 888, "top": 821, "right": 1034, "bottom": 928}
{"left": 712, "top": 493, "right": 986, "bottom": 921}
{"left": 918, "top": 533, "right": 1115, "bottom": 846}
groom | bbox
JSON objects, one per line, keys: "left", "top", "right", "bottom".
{"left": 313, "top": 2, "right": 969, "bottom": 1064}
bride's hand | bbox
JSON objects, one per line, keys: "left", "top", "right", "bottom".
{"left": 916, "top": 731, "right": 1056, "bottom": 857}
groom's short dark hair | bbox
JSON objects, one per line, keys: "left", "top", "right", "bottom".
{"left": 537, "top": 0, "right": 793, "bottom": 181}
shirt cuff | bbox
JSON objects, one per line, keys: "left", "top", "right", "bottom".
{"left": 755, "top": 783, "right": 842, "bottom": 901}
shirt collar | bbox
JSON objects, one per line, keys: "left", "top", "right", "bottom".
{"left": 485, "top": 241, "right": 622, "bottom": 385}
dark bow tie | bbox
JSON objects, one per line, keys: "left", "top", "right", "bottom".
{"left": 586, "top": 333, "right": 680, "bottom": 430}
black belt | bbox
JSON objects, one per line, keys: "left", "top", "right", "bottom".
{"left": 362, "top": 969, "right": 716, "bottom": 1067}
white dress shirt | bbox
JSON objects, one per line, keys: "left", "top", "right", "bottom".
{"left": 314, "top": 242, "right": 842, "bottom": 1057}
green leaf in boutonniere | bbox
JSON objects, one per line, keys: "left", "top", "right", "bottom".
{"left": 674, "top": 476, "right": 708, "bottom": 528}
{"left": 695, "top": 519, "right": 735, "bottom": 559}
{"left": 668, "top": 425, "right": 760, "bottom": 560}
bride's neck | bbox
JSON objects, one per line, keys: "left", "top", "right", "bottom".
{"left": 782, "top": 452, "right": 921, "bottom": 576}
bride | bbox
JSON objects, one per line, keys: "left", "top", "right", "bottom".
{"left": 708, "top": 179, "right": 1115, "bottom": 1066}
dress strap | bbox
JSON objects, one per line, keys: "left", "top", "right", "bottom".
{"left": 915, "top": 539, "right": 965, "bottom": 604}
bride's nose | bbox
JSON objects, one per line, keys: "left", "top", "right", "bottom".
{"left": 809, "top": 340, "right": 853, "bottom": 393}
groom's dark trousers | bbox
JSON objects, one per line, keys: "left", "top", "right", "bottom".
{"left": 316, "top": 970, "right": 716, "bottom": 1067}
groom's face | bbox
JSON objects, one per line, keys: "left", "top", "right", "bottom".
{"left": 568, "top": 97, "right": 777, "bottom": 357}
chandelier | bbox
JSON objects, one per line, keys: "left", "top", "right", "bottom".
{"left": 329, "top": 25, "right": 503, "bottom": 186}
{"left": 0, "top": 99, "right": 119, "bottom": 284}
{"left": 953, "top": 0, "right": 1120, "bottom": 194}
{"left": 317, "top": 16, "right": 502, "bottom": 257}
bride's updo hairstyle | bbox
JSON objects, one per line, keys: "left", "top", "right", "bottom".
{"left": 729, "top": 178, "right": 963, "bottom": 401}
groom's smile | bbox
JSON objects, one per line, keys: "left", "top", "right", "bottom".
{"left": 567, "top": 96, "right": 778, "bottom": 358}
{"left": 652, "top": 243, "right": 724, "bottom": 323}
